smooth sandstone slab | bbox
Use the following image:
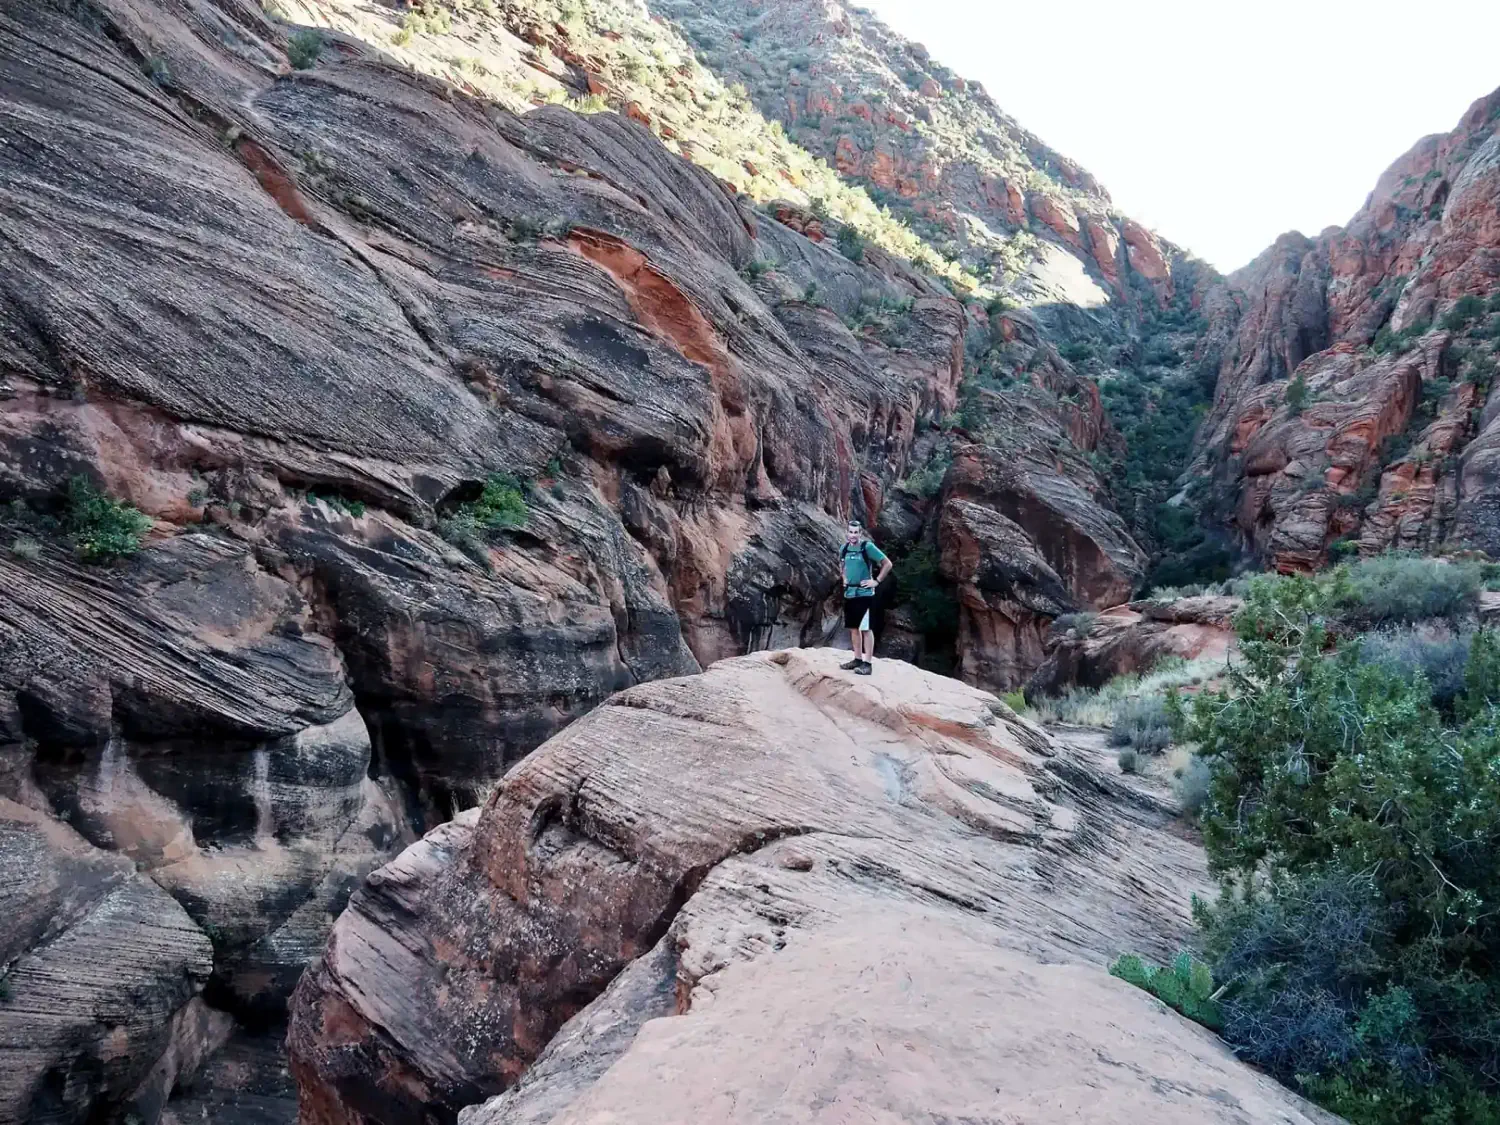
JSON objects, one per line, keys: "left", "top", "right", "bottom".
{"left": 292, "top": 649, "right": 1334, "bottom": 1125}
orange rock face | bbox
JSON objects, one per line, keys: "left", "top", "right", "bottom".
{"left": 1085, "top": 218, "right": 1121, "bottom": 289}
{"left": 1121, "top": 218, "right": 1172, "bottom": 301}
{"left": 1194, "top": 87, "right": 1500, "bottom": 566}
{"left": 1029, "top": 192, "right": 1083, "bottom": 249}
{"left": 981, "top": 174, "right": 1027, "bottom": 228}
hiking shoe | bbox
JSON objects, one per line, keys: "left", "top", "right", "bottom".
{"left": 839, "top": 657, "right": 864, "bottom": 671}
{"left": 854, "top": 661, "right": 873, "bottom": 676}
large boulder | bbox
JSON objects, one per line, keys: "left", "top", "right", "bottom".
{"left": 938, "top": 498, "right": 1075, "bottom": 688}
{"left": 289, "top": 649, "right": 1331, "bottom": 1125}
{"left": 1028, "top": 595, "right": 1240, "bottom": 698}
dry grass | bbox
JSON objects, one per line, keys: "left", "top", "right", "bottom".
{"left": 1026, "top": 653, "right": 1226, "bottom": 728}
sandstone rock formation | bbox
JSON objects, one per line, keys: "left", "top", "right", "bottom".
{"left": 289, "top": 649, "right": 1330, "bottom": 1125}
{"left": 1028, "top": 596, "right": 1239, "bottom": 698}
{"left": 0, "top": 797, "right": 217, "bottom": 1125}
{"left": 658, "top": 0, "right": 1187, "bottom": 309}
{"left": 933, "top": 315, "right": 1148, "bottom": 689}
{"left": 0, "top": 0, "right": 1169, "bottom": 1116}
{"left": 1193, "top": 89, "right": 1500, "bottom": 569}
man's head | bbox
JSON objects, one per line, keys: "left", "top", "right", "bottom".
{"left": 846, "top": 521, "right": 863, "bottom": 546}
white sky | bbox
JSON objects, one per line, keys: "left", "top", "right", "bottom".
{"left": 862, "top": 0, "right": 1500, "bottom": 273}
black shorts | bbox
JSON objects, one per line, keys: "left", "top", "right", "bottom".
{"left": 843, "top": 595, "right": 876, "bottom": 630}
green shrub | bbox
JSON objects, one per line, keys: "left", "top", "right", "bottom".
{"left": 1052, "top": 611, "right": 1097, "bottom": 637}
{"left": 1108, "top": 695, "right": 1173, "bottom": 753}
{"left": 895, "top": 450, "right": 950, "bottom": 498}
{"left": 1442, "top": 294, "right": 1486, "bottom": 332}
{"left": 1173, "top": 753, "right": 1211, "bottom": 817}
{"left": 1000, "top": 690, "right": 1026, "bottom": 713}
{"left": 1372, "top": 318, "right": 1433, "bottom": 355}
{"left": 1286, "top": 372, "right": 1308, "bottom": 414}
{"left": 287, "top": 29, "right": 324, "bottom": 69}
{"left": 1461, "top": 628, "right": 1500, "bottom": 721}
{"left": 1109, "top": 951, "right": 1223, "bottom": 1031}
{"left": 64, "top": 476, "right": 152, "bottom": 563}
{"left": 9, "top": 536, "right": 40, "bottom": 561}
{"left": 1029, "top": 655, "right": 1222, "bottom": 727}
{"left": 892, "top": 544, "right": 958, "bottom": 644}
{"left": 1116, "top": 747, "right": 1140, "bottom": 773}
{"left": 1328, "top": 535, "right": 1360, "bottom": 558}
{"left": 307, "top": 491, "right": 366, "bottom": 518}
{"left": 439, "top": 473, "right": 529, "bottom": 556}
{"left": 1357, "top": 626, "right": 1474, "bottom": 714}
{"left": 469, "top": 474, "right": 528, "bottom": 528}
{"left": 1059, "top": 340, "right": 1094, "bottom": 364}
{"left": 1179, "top": 572, "right": 1500, "bottom": 1120}
{"left": 1142, "top": 340, "right": 1178, "bottom": 366}
{"left": 836, "top": 224, "right": 866, "bottom": 262}
{"left": 1335, "top": 552, "right": 1481, "bottom": 626}
{"left": 740, "top": 256, "right": 775, "bottom": 280}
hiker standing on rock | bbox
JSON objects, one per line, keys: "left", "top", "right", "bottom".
{"left": 838, "top": 520, "right": 892, "bottom": 676}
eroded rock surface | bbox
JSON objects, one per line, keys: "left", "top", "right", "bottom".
{"left": 0, "top": 798, "right": 216, "bottom": 1125}
{"left": 289, "top": 649, "right": 1328, "bottom": 1125}
{"left": 1194, "top": 88, "right": 1500, "bottom": 569}
{"left": 0, "top": 0, "right": 1194, "bottom": 1116}
{"left": 1029, "top": 596, "right": 1239, "bottom": 698}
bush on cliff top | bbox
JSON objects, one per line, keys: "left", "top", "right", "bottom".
{"left": 287, "top": 29, "right": 324, "bottom": 69}
{"left": 1173, "top": 573, "right": 1500, "bottom": 1123}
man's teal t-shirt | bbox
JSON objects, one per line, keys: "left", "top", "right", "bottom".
{"left": 842, "top": 540, "right": 887, "bottom": 598}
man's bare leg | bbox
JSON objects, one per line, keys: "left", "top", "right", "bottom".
{"left": 859, "top": 630, "right": 874, "bottom": 661}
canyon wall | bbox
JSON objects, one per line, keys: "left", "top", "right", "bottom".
{"left": 1191, "top": 89, "right": 1500, "bottom": 570}
{"left": 0, "top": 0, "right": 1161, "bottom": 1118}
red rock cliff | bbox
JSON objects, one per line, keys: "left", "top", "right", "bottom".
{"left": 1194, "top": 89, "right": 1500, "bottom": 569}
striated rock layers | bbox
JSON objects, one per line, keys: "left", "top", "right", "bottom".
{"left": 1193, "top": 88, "right": 1500, "bottom": 570}
{"left": 0, "top": 0, "right": 1148, "bottom": 1117}
{"left": 288, "top": 648, "right": 1331, "bottom": 1125}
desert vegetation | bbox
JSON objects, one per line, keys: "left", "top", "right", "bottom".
{"left": 3, "top": 476, "right": 153, "bottom": 563}
{"left": 1095, "top": 556, "right": 1500, "bottom": 1122}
